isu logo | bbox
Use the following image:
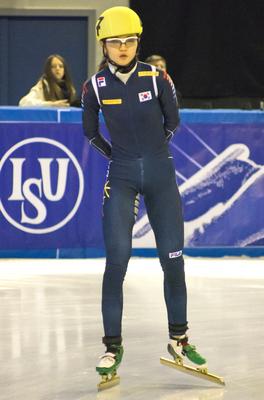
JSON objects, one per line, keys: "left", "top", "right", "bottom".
{"left": 0, "top": 137, "right": 84, "bottom": 234}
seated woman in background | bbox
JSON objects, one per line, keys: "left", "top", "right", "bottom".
{"left": 19, "top": 54, "right": 78, "bottom": 107}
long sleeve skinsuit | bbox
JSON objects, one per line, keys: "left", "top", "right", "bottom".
{"left": 82, "top": 61, "right": 188, "bottom": 349}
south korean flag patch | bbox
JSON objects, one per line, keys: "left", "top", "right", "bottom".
{"left": 138, "top": 91, "right": 152, "bottom": 102}
{"left": 97, "top": 76, "right": 106, "bottom": 87}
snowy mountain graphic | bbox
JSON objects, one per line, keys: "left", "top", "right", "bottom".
{"left": 132, "top": 144, "right": 264, "bottom": 247}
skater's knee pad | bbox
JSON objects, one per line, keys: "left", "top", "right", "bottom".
{"left": 160, "top": 253, "right": 184, "bottom": 272}
{"left": 104, "top": 261, "right": 128, "bottom": 281}
{"left": 106, "top": 245, "right": 131, "bottom": 268}
{"left": 159, "top": 248, "right": 183, "bottom": 263}
{"left": 160, "top": 255, "right": 186, "bottom": 287}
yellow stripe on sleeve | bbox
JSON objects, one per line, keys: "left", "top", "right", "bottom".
{"left": 138, "top": 71, "right": 159, "bottom": 77}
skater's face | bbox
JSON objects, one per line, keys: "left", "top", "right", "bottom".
{"left": 104, "top": 34, "right": 138, "bottom": 66}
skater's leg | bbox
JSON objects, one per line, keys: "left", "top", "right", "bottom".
{"left": 144, "top": 156, "right": 188, "bottom": 336}
{"left": 144, "top": 155, "right": 207, "bottom": 368}
{"left": 96, "top": 160, "right": 140, "bottom": 389}
{"left": 102, "top": 178, "right": 138, "bottom": 339}
{"left": 96, "top": 176, "right": 137, "bottom": 388}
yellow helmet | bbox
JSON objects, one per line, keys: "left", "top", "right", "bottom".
{"left": 96, "top": 6, "right": 143, "bottom": 41}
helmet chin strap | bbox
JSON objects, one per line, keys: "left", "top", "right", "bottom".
{"left": 103, "top": 42, "right": 140, "bottom": 74}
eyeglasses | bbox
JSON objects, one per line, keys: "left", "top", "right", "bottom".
{"left": 105, "top": 36, "right": 138, "bottom": 49}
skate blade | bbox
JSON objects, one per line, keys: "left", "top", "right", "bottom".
{"left": 160, "top": 357, "right": 225, "bottom": 386}
{"left": 97, "top": 374, "right": 120, "bottom": 391}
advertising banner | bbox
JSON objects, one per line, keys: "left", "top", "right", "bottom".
{"left": 0, "top": 109, "right": 263, "bottom": 256}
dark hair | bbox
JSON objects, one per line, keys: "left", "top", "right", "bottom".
{"left": 41, "top": 54, "right": 76, "bottom": 103}
{"left": 145, "top": 54, "right": 166, "bottom": 65}
{"left": 98, "top": 57, "right": 108, "bottom": 72}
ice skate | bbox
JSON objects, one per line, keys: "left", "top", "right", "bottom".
{"left": 96, "top": 345, "right": 123, "bottom": 391}
{"left": 160, "top": 335, "right": 225, "bottom": 386}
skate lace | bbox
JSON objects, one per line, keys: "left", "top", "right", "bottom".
{"left": 99, "top": 352, "right": 116, "bottom": 362}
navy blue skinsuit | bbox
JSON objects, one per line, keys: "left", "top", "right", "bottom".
{"left": 82, "top": 62, "right": 188, "bottom": 349}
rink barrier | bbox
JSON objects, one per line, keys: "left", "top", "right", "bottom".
{"left": 1, "top": 106, "right": 264, "bottom": 124}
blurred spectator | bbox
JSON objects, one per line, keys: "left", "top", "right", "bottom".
{"left": 145, "top": 54, "right": 167, "bottom": 71}
{"left": 145, "top": 54, "right": 182, "bottom": 106}
{"left": 19, "top": 54, "right": 79, "bottom": 107}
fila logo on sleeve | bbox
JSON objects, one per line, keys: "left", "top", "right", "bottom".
{"left": 97, "top": 77, "right": 106, "bottom": 87}
{"left": 138, "top": 91, "right": 152, "bottom": 102}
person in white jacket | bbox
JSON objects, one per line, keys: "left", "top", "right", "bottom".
{"left": 19, "top": 54, "right": 77, "bottom": 107}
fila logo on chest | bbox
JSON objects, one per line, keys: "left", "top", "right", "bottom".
{"left": 138, "top": 91, "right": 152, "bottom": 102}
{"left": 97, "top": 77, "right": 106, "bottom": 87}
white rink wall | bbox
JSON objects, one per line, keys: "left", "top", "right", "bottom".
{"left": 1, "top": 257, "right": 264, "bottom": 279}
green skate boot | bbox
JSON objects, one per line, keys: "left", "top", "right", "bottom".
{"left": 160, "top": 335, "right": 225, "bottom": 386}
{"left": 167, "top": 335, "right": 207, "bottom": 369}
{"left": 181, "top": 343, "right": 207, "bottom": 366}
{"left": 96, "top": 345, "right": 124, "bottom": 391}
